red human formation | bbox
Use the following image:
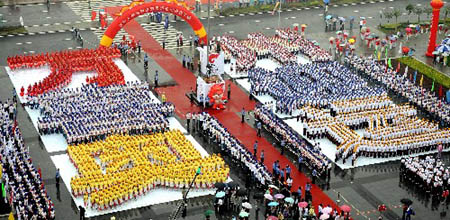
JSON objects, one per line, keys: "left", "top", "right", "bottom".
{"left": 7, "top": 47, "right": 123, "bottom": 96}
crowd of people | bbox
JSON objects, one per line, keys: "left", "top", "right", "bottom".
{"left": 400, "top": 156, "right": 450, "bottom": 208}
{"left": 0, "top": 98, "right": 55, "bottom": 219}
{"left": 29, "top": 82, "right": 174, "bottom": 145}
{"left": 345, "top": 55, "right": 450, "bottom": 127}
{"left": 7, "top": 47, "right": 124, "bottom": 96}
{"left": 196, "top": 112, "right": 273, "bottom": 187}
{"left": 242, "top": 33, "right": 297, "bottom": 64}
{"left": 276, "top": 28, "right": 332, "bottom": 62}
{"left": 248, "top": 61, "right": 384, "bottom": 114}
{"left": 219, "top": 35, "right": 257, "bottom": 73}
{"left": 69, "top": 130, "right": 229, "bottom": 210}
{"left": 254, "top": 104, "right": 330, "bottom": 175}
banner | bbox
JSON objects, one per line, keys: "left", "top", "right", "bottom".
{"left": 209, "top": 52, "right": 225, "bottom": 76}
{"left": 272, "top": 1, "right": 280, "bottom": 15}
{"left": 197, "top": 46, "right": 208, "bottom": 74}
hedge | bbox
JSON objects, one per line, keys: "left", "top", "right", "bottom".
{"left": 0, "top": 26, "right": 27, "bottom": 36}
{"left": 397, "top": 57, "right": 450, "bottom": 89}
{"left": 217, "top": 0, "right": 368, "bottom": 16}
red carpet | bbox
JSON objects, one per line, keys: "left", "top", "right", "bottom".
{"left": 105, "top": 6, "right": 339, "bottom": 212}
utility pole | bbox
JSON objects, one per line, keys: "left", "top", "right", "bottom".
{"left": 278, "top": 0, "right": 281, "bottom": 29}
{"left": 206, "top": 0, "right": 211, "bottom": 77}
{"left": 169, "top": 166, "right": 202, "bottom": 220}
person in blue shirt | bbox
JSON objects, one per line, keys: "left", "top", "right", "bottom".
{"left": 312, "top": 169, "right": 317, "bottom": 185}
{"left": 241, "top": 108, "right": 245, "bottom": 123}
{"left": 143, "top": 53, "right": 149, "bottom": 69}
{"left": 154, "top": 70, "right": 159, "bottom": 87}
{"left": 260, "top": 150, "right": 264, "bottom": 164}
{"left": 285, "top": 165, "right": 291, "bottom": 179}
{"left": 253, "top": 140, "right": 258, "bottom": 156}
{"left": 298, "top": 155, "right": 303, "bottom": 172}
{"left": 256, "top": 121, "right": 262, "bottom": 137}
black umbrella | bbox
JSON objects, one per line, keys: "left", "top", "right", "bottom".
{"left": 400, "top": 198, "right": 413, "bottom": 205}
{"left": 253, "top": 192, "right": 264, "bottom": 200}
{"left": 281, "top": 188, "right": 291, "bottom": 197}
{"left": 214, "top": 182, "right": 225, "bottom": 190}
{"left": 228, "top": 182, "right": 239, "bottom": 188}
{"left": 236, "top": 188, "right": 247, "bottom": 197}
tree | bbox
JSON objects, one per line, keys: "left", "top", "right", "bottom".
{"left": 413, "top": 7, "right": 423, "bottom": 23}
{"left": 392, "top": 8, "right": 402, "bottom": 24}
{"left": 384, "top": 10, "right": 393, "bottom": 23}
{"left": 424, "top": 7, "right": 433, "bottom": 19}
{"left": 444, "top": 6, "right": 450, "bottom": 25}
{"left": 405, "top": 4, "right": 415, "bottom": 24}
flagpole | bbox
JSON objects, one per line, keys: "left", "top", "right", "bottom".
{"left": 206, "top": 0, "right": 211, "bottom": 77}
{"left": 278, "top": 1, "right": 281, "bottom": 29}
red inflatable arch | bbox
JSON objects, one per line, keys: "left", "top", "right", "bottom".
{"left": 100, "top": 2, "right": 207, "bottom": 47}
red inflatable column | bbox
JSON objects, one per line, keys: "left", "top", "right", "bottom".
{"left": 426, "top": 0, "right": 444, "bottom": 57}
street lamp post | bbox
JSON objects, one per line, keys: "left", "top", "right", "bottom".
{"left": 205, "top": 0, "right": 211, "bottom": 76}
{"left": 88, "top": 0, "right": 91, "bottom": 9}
{"left": 278, "top": 1, "right": 281, "bottom": 29}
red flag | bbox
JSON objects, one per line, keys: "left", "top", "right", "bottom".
{"left": 396, "top": 62, "right": 400, "bottom": 73}
{"left": 91, "top": 11, "right": 97, "bottom": 21}
{"left": 439, "top": 85, "right": 443, "bottom": 98}
{"left": 100, "top": 16, "right": 106, "bottom": 29}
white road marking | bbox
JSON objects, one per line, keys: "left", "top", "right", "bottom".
{"left": 354, "top": 10, "right": 359, "bottom": 13}
{"left": 219, "top": 23, "right": 224, "bottom": 26}
{"left": 318, "top": 14, "right": 324, "bottom": 16}
{"left": 265, "top": 27, "right": 271, "bottom": 30}
{"left": 16, "top": 43, "right": 23, "bottom": 45}
{"left": 25, "top": 42, "right": 32, "bottom": 44}
{"left": 255, "top": 20, "right": 260, "bottom": 23}
{"left": 43, "top": 24, "right": 50, "bottom": 26}
{"left": 29, "top": 51, "right": 35, "bottom": 53}
{"left": 65, "top": 38, "right": 72, "bottom": 41}
{"left": 229, "top": 31, "right": 235, "bottom": 34}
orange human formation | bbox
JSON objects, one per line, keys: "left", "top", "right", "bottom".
{"left": 68, "top": 130, "right": 229, "bottom": 210}
{"left": 7, "top": 47, "right": 124, "bottom": 96}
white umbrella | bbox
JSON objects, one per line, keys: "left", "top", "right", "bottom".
{"left": 242, "top": 202, "right": 252, "bottom": 209}
{"left": 268, "top": 185, "right": 279, "bottom": 190}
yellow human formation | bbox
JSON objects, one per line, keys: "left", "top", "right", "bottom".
{"left": 68, "top": 130, "right": 229, "bottom": 210}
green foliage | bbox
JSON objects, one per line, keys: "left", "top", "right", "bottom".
{"left": 397, "top": 57, "right": 450, "bottom": 89}
{"left": 413, "top": 7, "right": 423, "bottom": 23}
{"left": 392, "top": 8, "right": 402, "bottom": 24}
{"left": 218, "top": 0, "right": 364, "bottom": 16}
{"left": 383, "top": 10, "right": 393, "bottom": 23}
{"left": 0, "top": 26, "right": 27, "bottom": 36}
{"left": 406, "top": 4, "right": 415, "bottom": 15}
{"left": 424, "top": 7, "right": 433, "bottom": 19}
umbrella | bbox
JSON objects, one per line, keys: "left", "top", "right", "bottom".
{"left": 400, "top": 198, "right": 413, "bottom": 205}
{"left": 329, "top": 37, "right": 335, "bottom": 42}
{"left": 381, "top": 39, "right": 388, "bottom": 45}
{"left": 301, "top": 24, "right": 307, "bottom": 28}
{"left": 204, "top": 210, "right": 214, "bottom": 217}
{"left": 228, "top": 182, "right": 238, "bottom": 188}
{"left": 253, "top": 192, "right": 264, "bottom": 200}
{"left": 268, "top": 185, "right": 279, "bottom": 190}
{"left": 242, "top": 202, "right": 252, "bottom": 210}
{"left": 389, "top": 35, "right": 398, "bottom": 41}
{"left": 338, "top": 17, "right": 346, "bottom": 22}
{"left": 436, "top": 44, "right": 450, "bottom": 53}
{"left": 214, "top": 182, "right": 225, "bottom": 189}
{"left": 360, "top": 27, "right": 367, "bottom": 33}
{"left": 349, "top": 16, "right": 355, "bottom": 20}
{"left": 443, "top": 52, "right": 449, "bottom": 56}
{"left": 313, "top": 41, "right": 320, "bottom": 46}
{"left": 336, "top": 31, "right": 343, "bottom": 35}
{"left": 441, "top": 38, "right": 450, "bottom": 45}
{"left": 402, "top": 46, "right": 410, "bottom": 54}
{"left": 340, "top": 204, "right": 351, "bottom": 212}
{"left": 298, "top": 201, "right": 308, "bottom": 208}
{"left": 433, "top": 51, "right": 440, "bottom": 55}
{"left": 368, "top": 33, "right": 378, "bottom": 39}
{"left": 360, "top": 17, "right": 366, "bottom": 20}
{"left": 325, "top": 15, "right": 332, "bottom": 20}
{"left": 274, "top": 194, "right": 285, "bottom": 199}
{"left": 239, "top": 211, "right": 249, "bottom": 217}
{"left": 409, "top": 24, "right": 417, "bottom": 28}
{"left": 215, "top": 191, "right": 225, "bottom": 198}
{"left": 242, "top": 202, "right": 252, "bottom": 209}
{"left": 322, "top": 207, "right": 333, "bottom": 214}
{"left": 236, "top": 188, "right": 247, "bottom": 196}
{"left": 320, "top": 213, "right": 330, "bottom": 219}
{"left": 284, "top": 197, "right": 295, "bottom": 204}
{"left": 267, "top": 216, "right": 278, "bottom": 220}
{"left": 268, "top": 201, "right": 279, "bottom": 207}
{"left": 348, "top": 38, "right": 355, "bottom": 44}
{"left": 264, "top": 194, "right": 274, "bottom": 200}
{"left": 405, "top": 27, "right": 412, "bottom": 33}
